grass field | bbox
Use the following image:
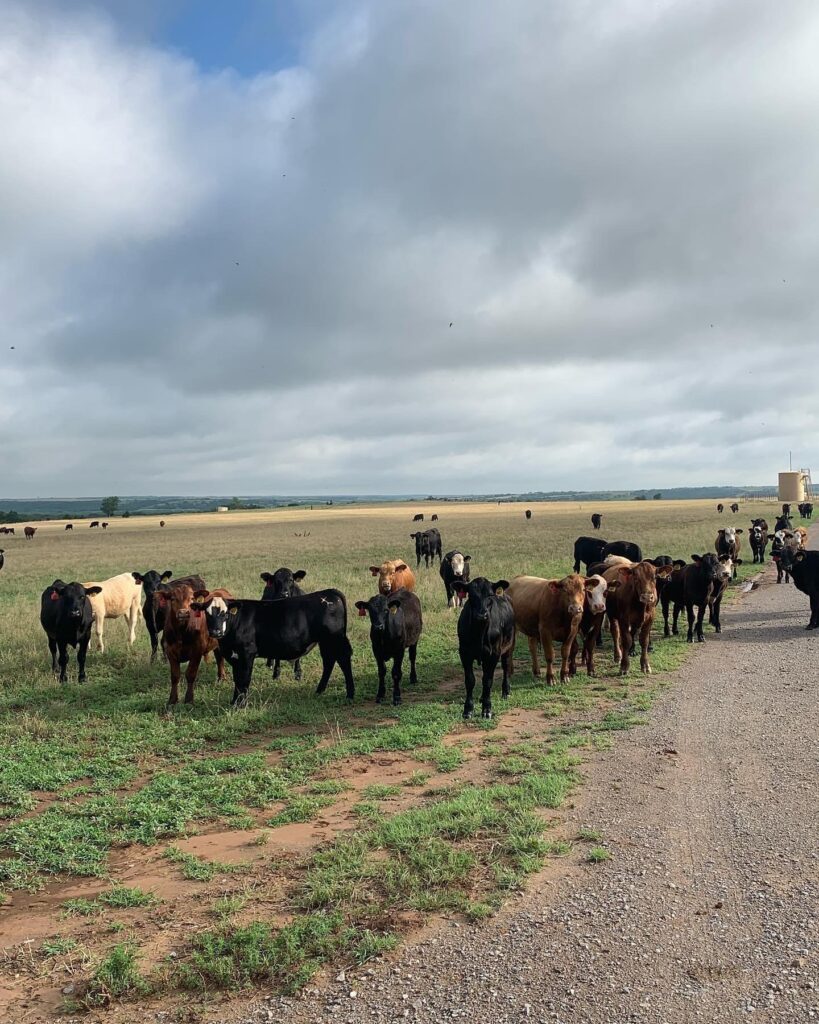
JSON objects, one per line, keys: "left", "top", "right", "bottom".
{"left": 0, "top": 499, "right": 788, "bottom": 1019}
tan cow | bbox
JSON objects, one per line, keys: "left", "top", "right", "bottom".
{"left": 603, "top": 561, "right": 672, "bottom": 675}
{"left": 506, "top": 573, "right": 600, "bottom": 685}
{"left": 82, "top": 571, "right": 143, "bottom": 653}
{"left": 368, "top": 559, "right": 416, "bottom": 596}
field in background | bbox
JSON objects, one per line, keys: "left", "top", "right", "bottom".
{"left": 0, "top": 498, "right": 790, "bottom": 1021}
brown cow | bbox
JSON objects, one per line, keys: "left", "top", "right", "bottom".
{"left": 506, "top": 574, "right": 600, "bottom": 685}
{"left": 603, "top": 561, "right": 672, "bottom": 675}
{"left": 24, "top": 526, "right": 36, "bottom": 540}
{"left": 368, "top": 559, "right": 416, "bottom": 596}
{"left": 159, "top": 520, "right": 166, "bottom": 528}
{"left": 159, "top": 584, "right": 228, "bottom": 704}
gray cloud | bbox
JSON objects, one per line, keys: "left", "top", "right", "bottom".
{"left": 2, "top": 0, "right": 818, "bottom": 495}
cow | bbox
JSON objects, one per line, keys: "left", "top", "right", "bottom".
{"left": 450, "top": 577, "right": 514, "bottom": 719}
{"left": 410, "top": 528, "right": 442, "bottom": 568}
{"left": 784, "top": 549, "right": 819, "bottom": 628}
{"left": 681, "top": 553, "right": 734, "bottom": 642}
{"left": 771, "top": 531, "right": 794, "bottom": 583}
{"left": 774, "top": 514, "right": 793, "bottom": 534}
{"left": 525, "top": 509, "right": 532, "bottom": 520}
{"left": 730, "top": 502, "right": 740, "bottom": 513}
{"left": 5, "top": 527, "right": 13, "bottom": 535}
{"left": 579, "top": 574, "right": 609, "bottom": 676}
{"left": 65, "top": 524, "right": 73, "bottom": 531}
{"left": 412, "top": 513, "right": 424, "bottom": 522}
{"left": 749, "top": 519, "right": 769, "bottom": 563}
{"left": 782, "top": 503, "right": 791, "bottom": 517}
{"left": 131, "top": 570, "right": 206, "bottom": 661}
{"left": 0, "top": 549, "right": 4, "bottom": 571}
{"left": 260, "top": 568, "right": 308, "bottom": 679}
{"left": 159, "top": 520, "right": 166, "bottom": 528}
{"left": 355, "top": 589, "right": 422, "bottom": 705}
{"left": 659, "top": 560, "right": 688, "bottom": 636}
{"left": 591, "top": 513, "right": 603, "bottom": 530}
{"left": 573, "top": 536, "right": 607, "bottom": 573}
{"left": 160, "top": 584, "right": 228, "bottom": 704}
{"left": 368, "top": 560, "right": 416, "bottom": 596}
{"left": 193, "top": 590, "right": 355, "bottom": 706}
{"left": 24, "top": 526, "right": 36, "bottom": 540}
{"left": 440, "top": 550, "right": 471, "bottom": 609}
{"left": 101, "top": 522, "right": 108, "bottom": 530}
{"left": 799, "top": 502, "right": 813, "bottom": 520}
{"left": 82, "top": 572, "right": 143, "bottom": 653}
{"left": 649, "top": 555, "right": 674, "bottom": 567}
{"left": 39, "top": 580, "right": 102, "bottom": 683}
{"left": 717, "top": 503, "right": 724, "bottom": 514}
{"left": 89, "top": 521, "right": 100, "bottom": 528}
{"left": 507, "top": 573, "right": 599, "bottom": 685}
{"left": 793, "top": 526, "right": 809, "bottom": 548}
{"left": 602, "top": 539, "right": 643, "bottom": 563}
{"left": 431, "top": 514, "right": 439, "bottom": 522}
{"left": 602, "top": 561, "right": 672, "bottom": 674}
{"left": 715, "top": 527, "right": 743, "bottom": 578}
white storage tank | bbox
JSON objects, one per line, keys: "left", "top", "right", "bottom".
{"left": 778, "top": 472, "right": 804, "bottom": 503}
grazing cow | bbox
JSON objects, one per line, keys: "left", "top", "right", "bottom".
{"left": 5, "top": 527, "right": 13, "bottom": 535}
{"left": 774, "top": 514, "right": 793, "bottom": 534}
{"left": 260, "top": 568, "right": 307, "bottom": 679}
{"left": 602, "top": 561, "right": 672, "bottom": 674}
{"left": 659, "top": 560, "right": 688, "bottom": 636}
{"left": 194, "top": 590, "right": 354, "bottom": 706}
{"left": 131, "top": 570, "right": 206, "bottom": 661}
{"left": 0, "top": 549, "right": 4, "bottom": 571}
{"left": 24, "top": 526, "right": 36, "bottom": 540}
{"left": 507, "top": 573, "right": 599, "bottom": 685}
{"left": 101, "top": 522, "right": 108, "bottom": 530}
{"left": 450, "top": 577, "right": 514, "bottom": 719}
{"left": 682, "top": 553, "right": 734, "bottom": 642}
{"left": 573, "top": 536, "right": 607, "bottom": 573}
{"left": 730, "top": 502, "right": 739, "bottom": 513}
{"left": 412, "top": 513, "right": 424, "bottom": 522}
{"left": 715, "top": 528, "right": 743, "bottom": 578}
{"left": 749, "top": 519, "right": 769, "bottom": 563}
{"left": 65, "top": 524, "right": 73, "bottom": 531}
{"left": 89, "top": 521, "right": 99, "bottom": 528}
{"left": 410, "top": 528, "right": 442, "bottom": 568}
{"left": 368, "top": 559, "right": 416, "bottom": 596}
{"left": 784, "top": 549, "right": 819, "bottom": 628}
{"left": 440, "top": 550, "right": 471, "bottom": 608}
{"left": 431, "top": 514, "right": 439, "bottom": 522}
{"left": 579, "top": 574, "right": 608, "bottom": 676}
{"left": 39, "top": 580, "right": 102, "bottom": 683}
{"left": 525, "top": 509, "right": 532, "bottom": 520}
{"left": 591, "top": 513, "right": 603, "bottom": 530}
{"left": 159, "top": 520, "right": 166, "bottom": 528}
{"left": 602, "top": 539, "right": 643, "bottom": 563}
{"left": 82, "top": 572, "right": 143, "bottom": 653}
{"left": 717, "top": 503, "right": 724, "bottom": 514}
{"left": 355, "top": 589, "right": 422, "bottom": 705}
{"left": 160, "top": 584, "right": 227, "bottom": 704}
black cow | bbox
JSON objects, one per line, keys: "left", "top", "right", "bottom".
{"left": 660, "top": 560, "right": 688, "bottom": 636}
{"left": 525, "top": 509, "right": 532, "bottom": 520}
{"left": 431, "top": 514, "right": 439, "bottom": 521}
{"left": 682, "top": 553, "right": 733, "bottom": 643}
{"left": 40, "top": 580, "right": 102, "bottom": 683}
{"left": 260, "top": 567, "right": 307, "bottom": 679}
{"left": 412, "top": 513, "right": 424, "bottom": 522}
{"left": 730, "top": 502, "right": 739, "bottom": 513}
{"left": 194, "top": 590, "right": 354, "bottom": 706}
{"left": 771, "top": 531, "right": 800, "bottom": 584}
{"left": 440, "top": 550, "right": 471, "bottom": 608}
{"left": 591, "top": 513, "right": 603, "bottom": 530}
{"left": 798, "top": 502, "right": 813, "bottom": 519}
{"left": 786, "top": 550, "right": 819, "bottom": 628}
{"left": 573, "top": 536, "right": 607, "bottom": 573}
{"left": 450, "top": 577, "right": 514, "bottom": 719}
{"left": 602, "top": 540, "right": 643, "bottom": 563}
{"left": 774, "top": 514, "right": 792, "bottom": 534}
{"left": 355, "top": 589, "right": 422, "bottom": 705}
{"left": 749, "top": 519, "right": 769, "bottom": 563}
{"left": 717, "top": 504, "right": 724, "bottom": 514}
{"left": 410, "top": 528, "right": 442, "bottom": 568}
{"left": 782, "top": 503, "right": 791, "bottom": 517}
{"left": 132, "top": 570, "right": 206, "bottom": 662}
{"left": 89, "top": 521, "right": 99, "bottom": 528}
{"left": 0, "top": 549, "right": 4, "bottom": 571}
{"left": 64, "top": 524, "right": 73, "bottom": 531}
{"left": 650, "top": 555, "right": 673, "bottom": 567}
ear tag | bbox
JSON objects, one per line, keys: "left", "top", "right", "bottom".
{"left": 358, "top": 607, "right": 367, "bottom": 617}
{"left": 50, "top": 591, "right": 60, "bottom": 601}
{"left": 229, "top": 606, "right": 239, "bottom": 616}
{"left": 495, "top": 587, "right": 504, "bottom": 596}
{"left": 390, "top": 605, "right": 398, "bottom": 615}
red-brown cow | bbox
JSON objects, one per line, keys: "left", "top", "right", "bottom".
{"left": 159, "top": 584, "right": 229, "bottom": 704}
{"left": 603, "top": 561, "right": 672, "bottom": 675}
{"left": 368, "top": 559, "right": 416, "bottom": 596}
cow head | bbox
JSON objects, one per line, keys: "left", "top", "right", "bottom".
{"left": 156, "top": 583, "right": 198, "bottom": 624}
{"left": 369, "top": 560, "right": 410, "bottom": 596}
{"left": 132, "top": 569, "right": 173, "bottom": 592}
{"left": 260, "top": 568, "right": 306, "bottom": 599}
{"left": 191, "top": 592, "right": 236, "bottom": 638}
{"left": 616, "top": 561, "right": 670, "bottom": 605}
{"left": 451, "top": 577, "right": 509, "bottom": 621}
{"left": 450, "top": 552, "right": 470, "bottom": 579}
{"left": 548, "top": 574, "right": 599, "bottom": 616}
{"left": 691, "top": 552, "right": 726, "bottom": 582}
{"left": 49, "top": 581, "right": 102, "bottom": 619}
{"left": 583, "top": 574, "right": 608, "bottom": 615}
{"left": 356, "top": 593, "right": 407, "bottom": 637}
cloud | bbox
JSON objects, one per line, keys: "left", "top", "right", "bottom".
{"left": 2, "top": 0, "right": 818, "bottom": 495}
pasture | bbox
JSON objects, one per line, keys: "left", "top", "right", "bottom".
{"left": 0, "top": 500, "right": 778, "bottom": 1019}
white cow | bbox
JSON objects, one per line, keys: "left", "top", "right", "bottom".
{"left": 82, "top": 572, "right": 143, "bottom": 653}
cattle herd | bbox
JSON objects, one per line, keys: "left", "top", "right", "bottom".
{"left": 6, "top": 503, "right": 816, "bottom": 721}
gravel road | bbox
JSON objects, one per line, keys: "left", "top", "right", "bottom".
{"left": 245, "top": 559, "right": 819, "bottom": 1024}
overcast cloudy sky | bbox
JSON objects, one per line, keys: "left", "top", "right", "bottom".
{"left": 1, "top": 0, "right": 817, "bottom": 496}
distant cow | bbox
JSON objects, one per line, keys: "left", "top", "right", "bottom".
{"left": 603, "top": 561, "right": 672, "bottom": 674}
{"left": 161, "top": 585, "right": 228, "bottom": 704}
{"left": 194, "top": 590, "right": 354, "bottom": 706}
{"left": 440, "top": 550, "right": 471, "bottom": 608}
{"left": 715, "top": 527, "right": 743, "bottom": 578}
{"left": 40, "top": 580, "right": 102, "bottom": 683}
{"left": 782, "top": 503, "right": 791, "bottom": 516}
{"left": 591, "top": 513, "right": 603, "bottom": 530}
{"left": 64, "top": 524, "right": 73, "bottom": 531}
{"left": 602, "top": 540, "right": 643, "bottom": 563}
{"left": 525, "top": 509, "right": 532, "bottom": 520}
{"left": 450, "top": 577, "right": 514, "bottom": 719}
{"left": 369, "top": 559, "right": 416, "bottom": 596}
{"left": 82, "top": 572, "right": 143, "bottom": 653}
{"left": 784, "top": 549, "right": 819, "bottom": 628}
{"left": 717, "top": 504, "right": 724, "bottom": 514}
{"left": 24, "top": 526, "right": 36, "bottom": 540}
{"left": 573, "top": 536, "right": 607, "bottom": 573}
{"left": 101, "top": 522, "right": 108, "bottom": 530}
{"left": 507, "top": 573, "right": 598, "bottom": 685}
{"left": 749, "top": 519, "right": 769, "bottom": 563}
{"left": 798, "top": 502, "right": 813, "bottom": 519}
{"left": 730, "top": 502, "right": 739, "bottom": 513}
{"left": 412, "top": 513, "right": 424, "bottom": 522}
{"left": 2, "top": 527, "right": 13, "bottom": 535}
{"left": 89, "top": 521, "right": 100, "bottom": 528}
{"left": 159, "top": 520, "right": 166, "bottom": 528}
{"left": 355, "top": 589, "right": 422, "bottom": 705}
{"left": 410, "top": 528, "right": 442, "bottom": 568}
{"left": 431, "top": 514, "right": 439, "bottom": 522}
{"left": 682, "top": 553, "right": 734, "bottom": 642}
{"left": 260, "top": 568, "right": 308, "bottom": 679}
{"left": 0, "top": 549, "right": 4, "bottom": 571}
{"left": 132, "top": 570, "right": 206, "bottom": 661}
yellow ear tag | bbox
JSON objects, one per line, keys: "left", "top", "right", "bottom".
{"left": 389, "top": 605, "right": 398, "bottom": 615}
{"left": 495, "top": 587, "right": 504, "bottom": 596}
{"left": 229, "top": 606, "right": 239, "bottom": 616}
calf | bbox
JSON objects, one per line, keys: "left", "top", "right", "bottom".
{"left": 602, "top": 539, "right": 643, "bottom": 563}
{"left": 159, "top": 520, "right": 166, "bottom": 528}
{"left": 82, "top": 572, "right": 143, "bottom": 653}
{"left": 194, "top": 590, "right": 354, "bottom": 706}
{"left": 682, "top": 553, "right": 733, "bottom": 642}
{"left": 355, "top": 589, "right": 422, "bottom": 705}
{"left": 749, "top": 519, "right": 769, "bottom": 563}
{"left": 785, "top": 549, "right": 819, "bottom": 628}
{"left": 579, "top": 574, "right": 608, "bottom": 676}
{"left": 602, "top": 561, "right": 672, "bottom": 674}
{"left": 573, "top": 536, "right": 607, "bottom": 573}
{"left": 65, "top": 524, "right": 73, "bottom": 531}
{"left": 660, "top": 560, "right": 688, "bottom": 636}
{"left": 450, "top": 577, "right": 514, "bottom": 719}
{"left": 774, "top": 514, "right": 793, "bottom": 534}
{"left": 782, "top": 503, "right": 791, "bottom": 517}
{"left": 160, "top": 584, "right": 227, "bottom": 704}
{"left": 717, "top": 503, "right": 724, "bottom": 514}
{"left": 431, "top": 514, "right": 439, "bottom": 522}
{"left": 412, "top": 513, "right": 424, "bottom": 522}
{"left": 507, "top": 573, "right": 598, "bottom": 685}
{"left": 410, "top": 528, "right": 442, "bottom": 568}
{"left": 802, "top": 502, "right": 813, "bottom": 520}
{"left": 525, "top": 509, "right": 532, "bottom": 520}
{"left": 132, "top": 570, "right": 206, "bottom": 661}
{"left": 440, "top": 550, "right": 471, "bottom": 608}
{"left": 101, "top": 522, "right": 108, "bottom": 530}
{"left": 24, "top": 526, "right": 36, "bottom": 539}
{"left": 730, "top": 502, "right": 739, "bottom": 513}
{"left": 591, "top": 512, "right": 603, "bottom": 530}
{"left": 260, "top": 567, "right": 307, "bottom": 679}
{"left": 40, "top": 580, "right": 102, "bottom": 683}
{"left": 368, "top": 559, "right": 416, "bottom": 595}
{"left": 715, "top": 527, "right": 743, "bottom": 578}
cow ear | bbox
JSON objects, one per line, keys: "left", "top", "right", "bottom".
{"left": 229, "top": 604, "right": 239, "bottom": 616}
{"left": 193, "top": 589, "right": 209, "bottom": 600}
{"left": 85, "top": 586, "right": 103, "bottom": 596}
{"left": 410, "top": 533, "right": 417, "bottom": 539}
{"left": 618, "top": 567, "right": 634, "bottom": 580}
{"left": 583, "top": 577, "right": 599, "bottom": 590}
{"left": 161, "top": 570, "right": 173, "bottom": 580}
{"left": 293, "top": 570, "right": 307, "bottom": 581}
{"left": 395, "top": 563, "right": 409, "bottom": 573}
{"left": 691, "top": 554, "right": 702, "bottom": 563}
{"left": 606, "top": 580, "right": 621, "bottom": 593}
{"left": 548, "top": 580, "right": 562, "bottom": 592}
{"left": 354, "top": 600, "right": 368, "bottom": 613}
{"left": 132, "top": 572, "right": 144, "bottom": 583}
{"left": 735, "top": 528, "right": 744, "bottom": 533}
{"left": 368, "top": 566, "right": 380, "bottom": 576}
{"left": 734, "top": 558, "right": 743, "bottom": 565}
{"left": 260, "top": 572, "right": 272, "bottom": 582}
{"left": 657, "top": 565, "right": 673, "bottom": 577}
{"left": 795, "top": 551, "right": 806, "bottom": 562}
{"left": 463, "top": 554, "right": 471, "bottom": 562}
{"left": 673, "top": 559, "right": 686, "bottom": 568}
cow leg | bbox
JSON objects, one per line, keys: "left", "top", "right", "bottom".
{"left": 540, "top": 629, "right": 557, "bottom": 686}
{"left": 610, "top": 618, "right": 622, "bottom": 664}
{"left": 127, "top": 603, "right": 138, "bottom": 646}
{"left": 807, "top": 594, "right": 819, "bottom": 629}
{"left": 672, "top": 602, "right": 681, "bottom": 636}
{"left": 317, "top": 637, "right": 354, "bottom": 700}
{"left": 48, "top": 636, "right": 58, "bottom": 675}
{"left": 711, "top": 596, "right": 723, "bottom": 634}
{"left": 408, "top": 643, "right": 418, "bottom": 686}
{"left": 480, "top": 654, "right": 499, "bottom": 718}
{"left": 685, "top": 602, "right": 695, "bottom": 643}
{"left": 230, "top": 655, "right": 255, "bottom": 707}
{"left": 695, "top": 603, "right": 706, "bottom": 642}
{"left": 619, "top": 620, "right": 632, "bottom": 675}
{"left": 184, "top": 655, "right": 202, "bottom": 704}
{"left": 461, "top": 653, "right": 476, "bottom": 718}
{"left": 565, "top": 635, "right": 578, "bottom": 680}
{"left": 639, "top": 620, "right": 652, "bottom": 674}
{"left": 215, "top": 648, "right": 227, "bottom": 682}
{"left": 501, "top": 647, "right": 512, "bottom": 698}
{"left": 392, "top": 650, "right": 404, "bottom": 706}
{"left": 168, "top": 656, "right": 181, "bottom": 705}
{"left": 293, "top": 658, "right": 302, "bottom": 681}
{"left": 148, "top": 626, "right": 159, "bottom": 664}
{"left": 527, "top": 635, "right": 542, "bottom": 678}
{"left": 662, "top": 595, "right": 671, "bottom": 637}
{"left": 375, "top": 656, "right": 387, "bottom": 704}
{"left": 272, "top": 658, "right": 281, "bottom": 679}
{"left": 57, "top": 640, "right": 69, "bottom": 684}
{"left": 77, "top": 636, "right": 90, "bottom": 683}
{"left": 94, "top": 616, "right": 105, "bottom": 654}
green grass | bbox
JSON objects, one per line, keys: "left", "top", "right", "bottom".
{"left": 586, "top": 846, "right": 611, "bottom": 863}
{"left": 164, "top": 846, "right": 239, "bottom": 882}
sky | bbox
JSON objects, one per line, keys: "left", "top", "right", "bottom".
{"left": 1, "top": 0, "right": 818, "bottom": 497}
